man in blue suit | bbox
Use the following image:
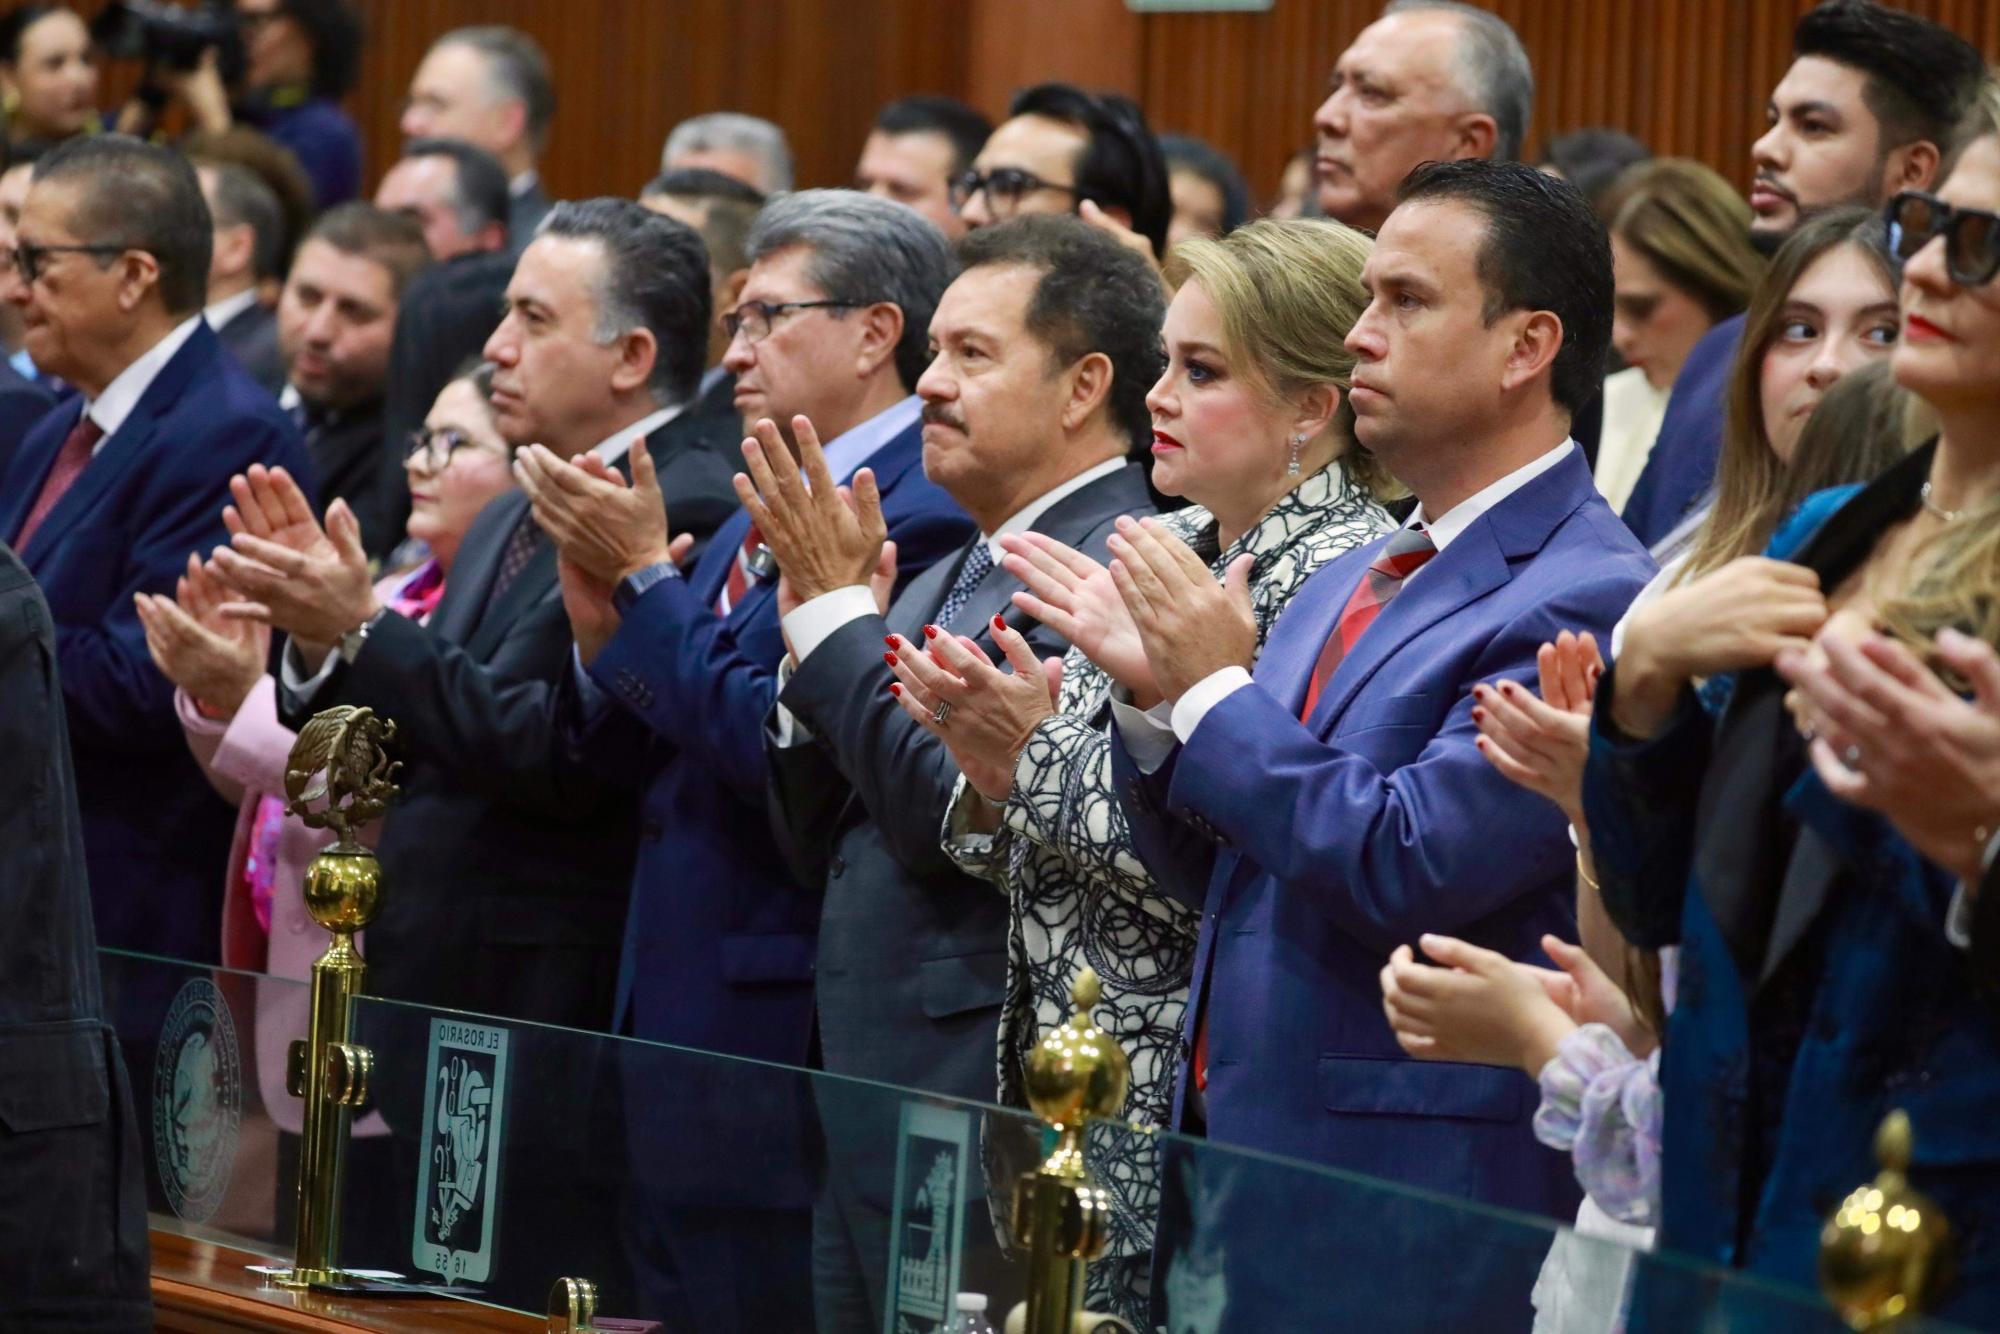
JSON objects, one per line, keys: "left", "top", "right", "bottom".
{"left": 0, "top": 136, "right": 310, "bottom": 964}
{"left": 1107, "top": 162, "right": 1654, "bottom": 1328}
{"left": 520, "top": 190, "right": 973, "bottom": 1330}
{"left": 1621, "top": 1, "right": 1983, "bottom": 547}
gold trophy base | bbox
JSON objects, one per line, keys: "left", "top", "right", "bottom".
{"left": 266, "top": 1266, "right": 354, "bottom": 1290}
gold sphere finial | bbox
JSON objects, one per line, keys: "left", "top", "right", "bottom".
{"left": 1023, "top": 967, "right": 1129, "bottom": 1130}
{"left": 1820, "top": 1110, "right": 1953, "bottom": 1329}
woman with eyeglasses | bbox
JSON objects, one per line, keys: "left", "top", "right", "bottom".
{"left": 1569, "top": 86, "right": 2000, "bottom": 1321}
{"left": 138, "top": 362, "right": 509, "bottom": 987}
{"left": 0, "top": 6, "right": 99, "bottom": 155}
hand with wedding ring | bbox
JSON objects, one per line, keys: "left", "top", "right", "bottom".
{"left": 883, "top": 618, "right": 1064, "bottom": 803}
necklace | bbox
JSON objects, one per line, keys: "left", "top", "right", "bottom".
{"left": 1919, "top": 480, "right": 1964, "bottom": 523}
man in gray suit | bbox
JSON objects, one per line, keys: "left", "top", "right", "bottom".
{"left": 0, "top": 543, "right": 151, "bottom": 1330}
{"left": 749, "top": 215, "right": 1165, "bottom": 1328}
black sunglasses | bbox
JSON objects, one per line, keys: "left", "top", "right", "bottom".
{"left": 3, "top": 242, "right": 135, "bottom": 285}
{"left": 948, "top": 168, "right": 1081, "bottom": 214}
{"left": 1884, "top": 190, "right": 2000, "bottom": 288}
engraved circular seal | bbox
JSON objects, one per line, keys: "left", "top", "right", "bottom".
{"left": 152, "top": 977, "right": 243, "bottom": 1222}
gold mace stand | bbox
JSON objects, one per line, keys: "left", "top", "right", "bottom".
{"left": 1005, "top": 967, "right": 1140, "bottom": 1334}
{"left": 1820, "top": 1110, "right": 1955, "bottom": 1329}
{"left": 268, "top": 706, "right": 401, "bottom": 1290}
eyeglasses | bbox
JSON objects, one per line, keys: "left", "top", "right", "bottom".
{"left": 722, "top": 299, "right": 868, "bottom": 344}
{"left": 948, "top": 168, "right": 1081, "bottom": 217}
{"left": 2, "top": 242, "right": 136, "bottom": 284}
{"left": 404, "top": 427, "right": 491, "bottom": 470}
{"left": 1885, "top": 190, "right": 2000, "bottom": 288}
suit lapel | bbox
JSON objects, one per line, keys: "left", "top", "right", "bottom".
{"left": 432, "top": 491, "right": 523, "bottom": 646}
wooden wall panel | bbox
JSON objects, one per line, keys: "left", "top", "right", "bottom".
{"left": 66, "top": 2, "right": 2000, "bottom": 211}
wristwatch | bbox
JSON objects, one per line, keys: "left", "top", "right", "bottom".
{"left": 338, "top": 607, "right": 388, "bottom": 662}
{"left": 615, "top": 559, "right": 682, "bottom": 615}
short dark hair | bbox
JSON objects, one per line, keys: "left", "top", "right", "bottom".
{"left": 34, "top": 135, "right": 212, "bottom": 315}
{"left": 1006, "top": 83, "right": 1172, "bottom": 260}
{"left": 280, "top": 0, "right": 364, "bottom": 100}
{"left": 956, "top": 215, "right": 1166, "bottom": 452}
{"left": 184, "top": 127, "right": 317, "bottom": 278}
{"left": 1397, "top": 159, "right": 1612, "bottom": 417}
{"left": 434, "top": 26, "right": 556, "bottom": 154}
{"left": 1160, "top": 133, "right": 1250, "bottom": 235}
{"left": 1793, "top": 0, "right": 1986, "bottom": 152}
{"left": 875, "top": 95, "right": 992, "bottom": 175}
{"left": 203, "top": 161, "right": 286, "bottom": 282}
{"left": 640, "top": 167, "right": 764, "bottom": 275}
{"left": 302, "top": 202, "right": 431, "bottom": 302}
{"left": 540, "top": 198, "right": 712, "bottom": 406}
{"left": 402, "top": 136, "right": 511, "bottom": 240}
{"left": 1537, "top": 127, "right": 1653, "bottom": 212}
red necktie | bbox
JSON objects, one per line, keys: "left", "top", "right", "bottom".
{"left": 1192, "top": 527, "right": 1436, "bottom": 1097}
{"left": 715, "top": 522, "right": 765, "bottom": 615}
{"left": 1297, "top": 526, "right": 1437, "bottom": 722}
{"left": 14, "top": 413, "right": 103, "bottom": 550}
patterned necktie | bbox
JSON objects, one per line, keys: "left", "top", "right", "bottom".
{"left": 1297, "top": 525, "right": 1437, "bottom": 722}
{"left": 485, "top": 512, "right": 545, "bottom": 610}
{"left": 933, "top": 541, "right": 994, "bottom": 629}
{"left": 715, "top": 522, "right": 767, "bottom": 616}
{"left": 14, "top": 413, "right": 103, "bottom": 550}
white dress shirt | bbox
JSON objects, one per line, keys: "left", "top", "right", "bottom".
{"left": 84, "top": 314, "right": 204, "bottom": 454}
{"left": 202, "top": 287, "right": 261, "bottom": 333}
{"left": 1114, "top": 441, "right": 1579, "bottom": 753}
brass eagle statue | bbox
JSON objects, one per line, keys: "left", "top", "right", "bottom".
{"left": 283, "top": 705, "right": 400, "bottom": 846}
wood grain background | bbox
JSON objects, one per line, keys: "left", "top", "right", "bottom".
{"left": 69, "top": 0, "right": 2000, "bottom": 208}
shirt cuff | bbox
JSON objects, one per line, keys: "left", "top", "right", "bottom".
{"left": 783, "top": 585, "right": 879, "bottom": 666}
{"left": 280, "top": 638, "right": 343, "bottom": 701}
{"left": 571, "top": 644, "right": 613, "bottom": 724}
{"left": 1109, "top": 689, "right": 1179, "bottom": 775}
{"left": 1947, "top": 881, "right": 1975, "bottom": 950}
{"left": 1168, "top": 666, "right": 1254, "bottom": 744}
{"left": 771, "top": 654, "right": 811, "bottom": 747}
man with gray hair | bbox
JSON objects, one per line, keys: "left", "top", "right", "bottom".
{"left": 1312, "top": 0, "right": 1532, "bottom": 231}
{"left": 661, "top": 110, "right": 795, "bottom": 195}
{"left": 513, "top": 188, "right": 974, "bottom": 1330}
{"left": 401, "top": 25, "right": 558, "bottom": 237}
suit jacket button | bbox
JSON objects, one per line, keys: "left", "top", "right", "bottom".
{"left": 829, "top": 855, "right": 846, "bottom": 878}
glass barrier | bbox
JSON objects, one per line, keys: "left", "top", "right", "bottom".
{"left": 103, "top": 947, "right": 1974, "bottom": 1332}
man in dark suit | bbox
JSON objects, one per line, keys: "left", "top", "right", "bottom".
{"left": 1620, "top": 2, "right": 1983, "bottom": 546}
{"left": 196, "top": 160, "right": 288, "bottom": 395}
{"left": 1108, "top": 163, "right": 1652, "bottom": 1329}
{"left": 275, "top": 204, "right": 432, "bottom": 561}
{"left": 517, "top": 190, "right": 973, "bottom": 1331}
{"left": 750, "top": 216, "right": 1161, "bottom": 1330}
{"left": 399, "top": 26, "right": 556, "bottom": 246}
{"left": 225, "top": 199, "right": 737, "bottom": 1032}
{"left": 0, "top": 354, "right": 53, "bottom": 479}
{"left": 0, "top": 135, "right": 311, "bottom": 964}
{"left": 0, "top": 544, "right": 152, "bottom": 1331}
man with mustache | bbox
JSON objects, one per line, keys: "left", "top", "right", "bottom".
{"left": 1621, "top": 0, "right": 1984, "bottom": 547}
{"left": 1310, "top": 0, "right": 1533, "bottom": 235}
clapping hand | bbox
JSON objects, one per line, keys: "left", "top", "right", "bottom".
{"left": 734, "top": 415, "right": 887, "bottom": 603}
{"left": 884, "top": 618, "right": 1063, "bottom": 803}
{"left": 208, "top": 465, "right": 379, "bottom": 647}
{"left": 135, "top": 553, "right": 270, "bottom": 721}
{"left": 1777, "top": 626, "right": 2000, "bottom": 883}
{"left": 514, "top": 439, "right": 676, "bottom": 584}
{"left": 1472, "top": 630, "right": 1603, "bottom": 829}
{"left": 1001, "top": 531, "right": 1156, "bottom": 698}
{"left": 1108, "top": 516, "right": 1256, "bottom": 706}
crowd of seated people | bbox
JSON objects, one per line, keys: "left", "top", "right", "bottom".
{"left": 4, "top": 1, "right": 2000, "bottom": 1331}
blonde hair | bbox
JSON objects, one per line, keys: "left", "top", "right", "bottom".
{"left": 1165, "top": 217, "right": 1395, "bottom": 498}
{"left": 1609, "top": 158, "right": 1765, "bottom": 323}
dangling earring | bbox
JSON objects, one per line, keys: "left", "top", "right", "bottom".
{"left": 1287, "top": 434, "right": 1304, "bottom": 477}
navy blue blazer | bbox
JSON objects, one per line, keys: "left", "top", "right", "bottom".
{"left": 0, "top": 321, "right": 312, "bottom": 962}
{"left": 1115, "top": 447, "right": 1653, "bottom": 1223}
{"left": 582, "top": 417, "right": 975, "bottom": 1062}
{"left": 1587, "top": 445, "right": 2000, "bottom": 1328}
{"left": 0, "top": 357, "right": 55, "bottom": 481}
{"left": 1619, "top": 313, "right": 1742, "bottom": 547}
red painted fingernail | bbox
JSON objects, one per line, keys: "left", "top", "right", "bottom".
{"left": 923, "top": 624, "right": 938, "bottom": 639}
{"left": 993, "top": 614, "right": 1006, "bottom": 630}
{"left": 885, "top": 652, "right": 898, "bottom": 666}
{"left": 885, "top": 635, "right": 898, "bottom": 648}
{"left": 889, "top": 683, "right": 902, "bottom": 697}
{"left": 1472, "top": 707, "right": 1486, "bottom": 724}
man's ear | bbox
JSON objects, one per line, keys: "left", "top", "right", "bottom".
{"left": 1499, "top": 309, "right": 1564, "bottom": 397}
{"left": 1889, "top": 138, "right": 1943, "bottom": 194}
{"left": 117, "top": 250, "right": 164, "bottom": 313}
{"left": 1061, "top": 351, "right": 1115, "bottom": 432}
{"left": 854, "top": 300, "right": 905, "bottom": 381}
{"left": 1451, "top": 113, "right": 1499, "bottom": 163}
{"left": 610, "top": 327, "right": 659, "bottom": 397}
